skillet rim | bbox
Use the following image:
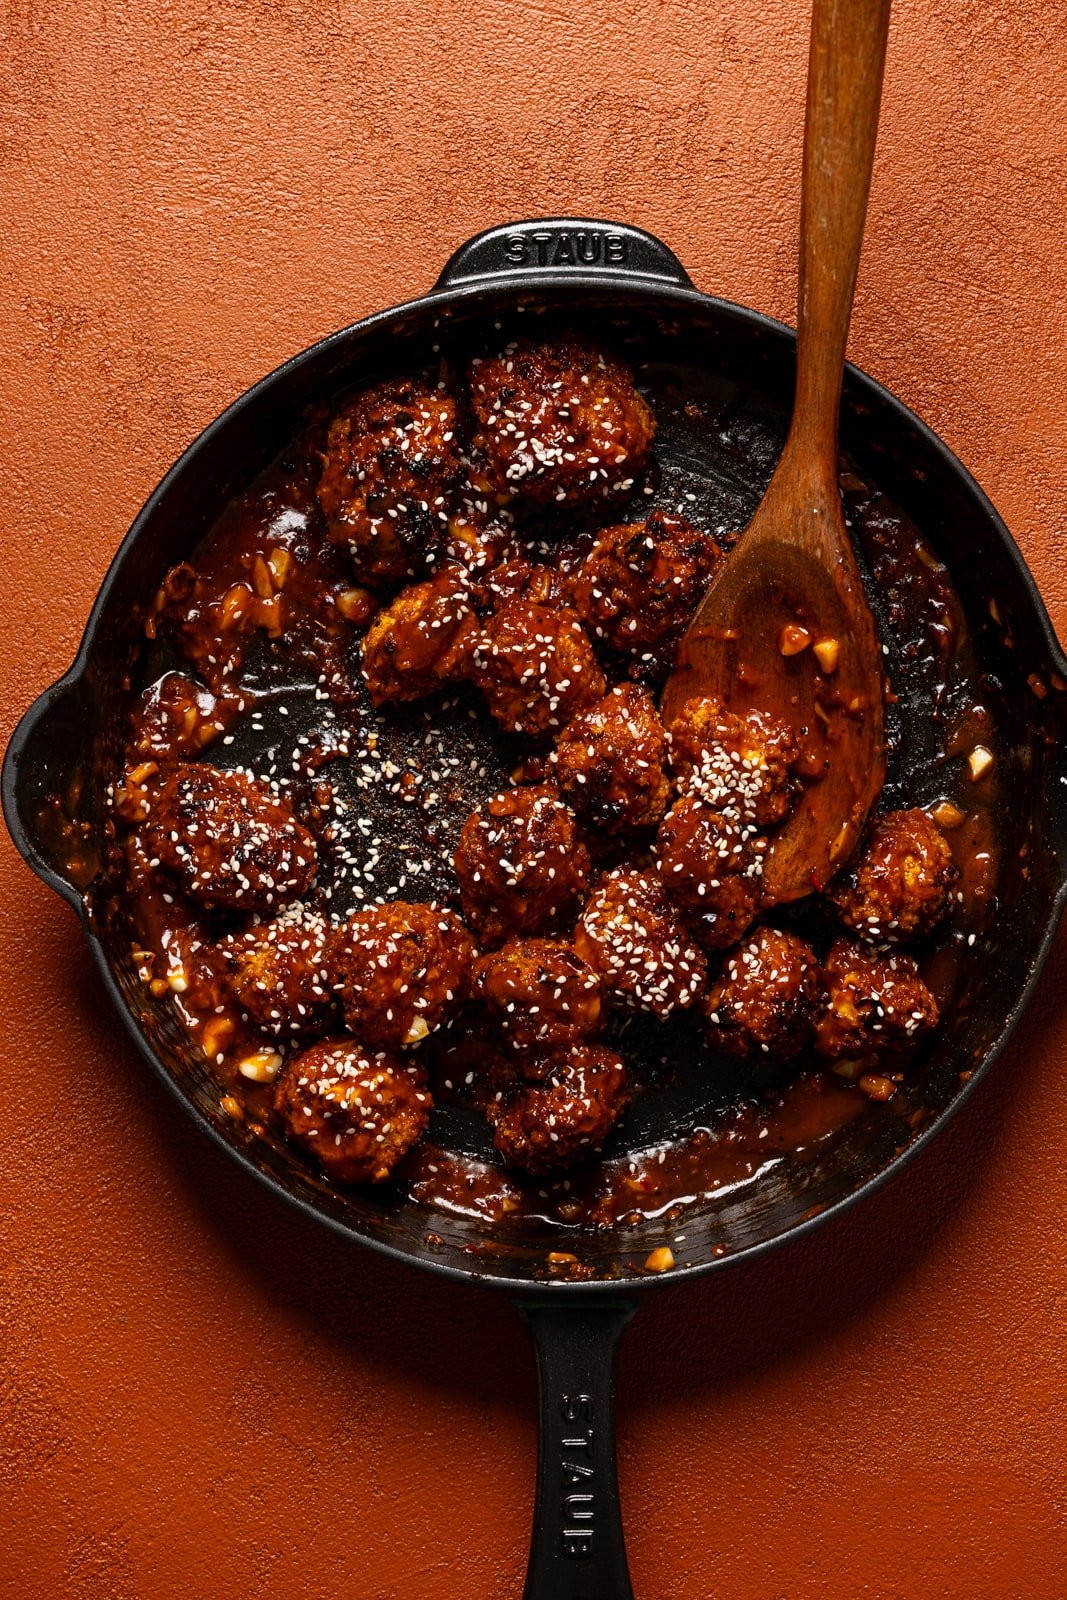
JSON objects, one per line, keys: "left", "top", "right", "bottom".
{"left": 5, "top": 265, "right": 1067, "bottom": 1298}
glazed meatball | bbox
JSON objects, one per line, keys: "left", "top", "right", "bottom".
{"left": 442, "top": 496, "right": 517, "bottom": 574}
{"left": 571, "top": 511, "right": 721, "bottom": 675}
{"left": 575, "top": 868, "right": 707, "bottom": 1017}
{"left": 222, "top": 907, "right": 338, "bottom": 1038}
{"left": 274, "top": 1038, "right": 431, "bottom": 1184}
{"left": 815, "top": 938, "right": 940, "bottom": 1061}
{"left": 453, "top": 785, "right": 590, "bottom": 948}
{"left": 317, "top": 377, "right": 464, "bottom": 582}
{"left": 668, "top": 694, "right": 798, "bottom": 828}
{"left": 704, "top": 927, "right": 823, "bottom": 1059}
{"left": 334, "top": 902, "right": 474, "bottom": 1050}
{"left": 130, "top": 672, "right": 225, "bottom": 761}
{"left": 468, "top": 337, "right": 655, "bottom": 510}
{"left": 142, "top": 763, "right": 317, "bottom": 913}
{"left": 474, "top": 938, "right": 602, "bottom": 1054}
{"left": 488, "top": 1043, "right": 629, "bottom": 1175}
{"left": 657, "top": 797, "right": 764, "bottom": 947}
{"left": 467, "top": 598, "right": 606, "bottom": 737}
{"left": 829, "top": 808, "right": 958, "bottom": 944}
{"left": 474, "top": 556, "right": 573, "bottom": 612}
{"left": 361, "top": 564, "right": 478, "bottom": 705}
{"left": 551, "top": 684, "right": 671, "bottom": 833}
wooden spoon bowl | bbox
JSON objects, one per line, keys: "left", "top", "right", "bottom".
{"left": 662, "top": 455, "right": 885, "bottom": 901}
{"left": 662, "top": 0, "right": 892, "bottom": 903}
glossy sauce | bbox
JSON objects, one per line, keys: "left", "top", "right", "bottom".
{"left": 96, "top": 397, "right": 1004, "bottom": 1236}
{"left": 406, "top": 1070, "right": 865, "bottom": 1230}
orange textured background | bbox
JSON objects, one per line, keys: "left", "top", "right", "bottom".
{"left": 2, "top": 2, "right": 1066, "bottom": 1596}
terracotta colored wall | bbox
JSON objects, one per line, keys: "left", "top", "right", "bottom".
{"left": 2, "top": 2, "right": 1066, "bottom": 1596}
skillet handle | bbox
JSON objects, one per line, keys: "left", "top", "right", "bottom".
{"left": 517, "top": 1299, "right": 638, "bottom": 1600}
{"left": 434, "top": 218, "right": 694, "bottom": 291}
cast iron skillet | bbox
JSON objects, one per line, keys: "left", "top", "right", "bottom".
{"left": 6, "top": 218, "right": 1067, "bottom": 1599}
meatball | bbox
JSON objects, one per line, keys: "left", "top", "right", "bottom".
{"left": 442, "top": 496, "right": 517, "bottom": 574}
{"left": 575, "top": 868, "right": 706, "bottom": 1017}
{"left": 467, "top": 598, "right": 606, "bottom": 737}
{"left": 704, "top": 927, "right": 823, "bottom": 1059}
{"left": 361, "top": 564, "right": 478, "bottom": 705}
{"left": 488, "top": 1043, "right": 629, "bottom": 1175}
{"left": 274, "top": 1038, "right": 431, "bottom": 1184}
{"left": 829, "top": 808, "right": 958, "bottom": 944}
{"left": 130, "top": 672, "right": 225, "bottom": 761}
{"left": 551, "top": 684, "right": 671, "bottom": 833}
{"left": 317, "top": 377, "right": 464, "bottom": 582}
{"left": 657, "top": 796, "right": 764, "bottom": 947}
{"left": 815, "top": 939, "right": 940, "bottom": 1061}
{"left": 453, "top": 785, "right": 590, "bottom": 948}
{"left": 474, "top": 939, "right": 602, "bottom": 1054}
{"left": 142, "top": 763, "right": 317, "bottom": 913}
{"left": 474, "top": 556, "right": 573, "bottom": 612}
{"left": 334, "top": 902, "right": 474, "bottom": 1050}
{"left": 668, "top": 694, "right": 798, "bottom": 828}
{"left": 467, "top": 337, "right": 655, "bottom": 510}
{"left": 222, "top": 907, "right": 338, "bottom": 1038}
{"left": 571, "top": 511, "right": 720, "bottom": 674}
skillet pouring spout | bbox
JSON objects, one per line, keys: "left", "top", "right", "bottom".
{"left": 3, "top": 668, "right": 99, "bottom": 909}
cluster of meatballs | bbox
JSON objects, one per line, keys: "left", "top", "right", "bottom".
{"left": 127, "top": 334, "right": 960, "bottom": 1191}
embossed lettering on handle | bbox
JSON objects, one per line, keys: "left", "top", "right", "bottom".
{"left": 560, "top": 1392, "right": 597, "bottom": 1561}
{"left": 434, "top": 218, "right": 693, "bottom": 292}
{"left": 502, "top": 229, "right": 630, "bottom": 270}
{"left": 518, "top": 1302, "right": 637, "bottom": 1600}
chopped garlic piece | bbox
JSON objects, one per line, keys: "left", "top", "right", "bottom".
{"left": 238, "top": 1050, "right": 284, "bottom": 1083}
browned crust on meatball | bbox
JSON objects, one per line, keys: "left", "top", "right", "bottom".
{"left": 704, "top": 926, "right": 823, "bottom": 1060}
{"left": 488, "top": 1042, "right": 629, "bottom": 1175}
{"left": 473, "top": 938, "right": 602, "bottom": 1054}
{"left": 334, "top": 902, "right": 474, "bottom": 1050}
{"left": 222, "top": 906, "right": 339, "bottom": 1039}
{"left": 317, "top": 377, "right": 464, "bottom": 582}
{"left": 274, "top": 1037, "right": 431, "bottom": 1183}
{"left": 575, "top": 868, "right": 706, "bottom": 1017}
{"left": 815, "top": 938, "right": 940, "bottom": 1061}
{"left": 453, "top": 785, "right": 590, "bottom": 948}
{"left": 668, "top": 694, "right": 799, "bottom": 828}
{"left": 473, "top": 555, "right": 574, "bottom": 613}
{"left": 570, "top": 511, "right": 721, "bottom": 676}
{"left": 442, "top": 497, "right": 518, "bottom": 574}
{"left": 829, "top": 808, "right": 958, "bottom": 944}
{"left": 360, "top": 564, "right": 479, "bottom": 705}
{"left": 656, "top": 796, "right": 764, "bottom": 947}
{"left": 129, "top": 672, "right": 226, "bottom": 762}
{"left": 551, "top": 684, "right": 671, "bottom": 833}
{"left": 467, "top": 337, "right": 655, "bottom": 510}
{"left": 467, "top": 598, "right": 606, "bottom": 737}
{"left": 141, "top": 762, "right": 317, "bottom": 913}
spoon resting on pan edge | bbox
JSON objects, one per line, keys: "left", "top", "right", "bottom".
{"left": 661, "top": 0, "right": 892, "bottom": 904}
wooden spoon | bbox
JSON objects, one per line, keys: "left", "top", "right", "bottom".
{"left": 661, "top": 0, "right": 892, "bottom": 903}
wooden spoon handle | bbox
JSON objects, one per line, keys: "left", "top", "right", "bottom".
{"left": 790, "top": 0, "right": 891, "bottom": 474}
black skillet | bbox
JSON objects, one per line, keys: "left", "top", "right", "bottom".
{"left": 6, "top": 218, "right": 1067, "bottom": 1598}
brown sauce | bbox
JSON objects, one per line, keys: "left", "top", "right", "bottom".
{"left": 406, "top": 1070, "right": 864, "bottom": 1230}
{"left": 88, "top": 369, "right": 1003, "bottom": 1236}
